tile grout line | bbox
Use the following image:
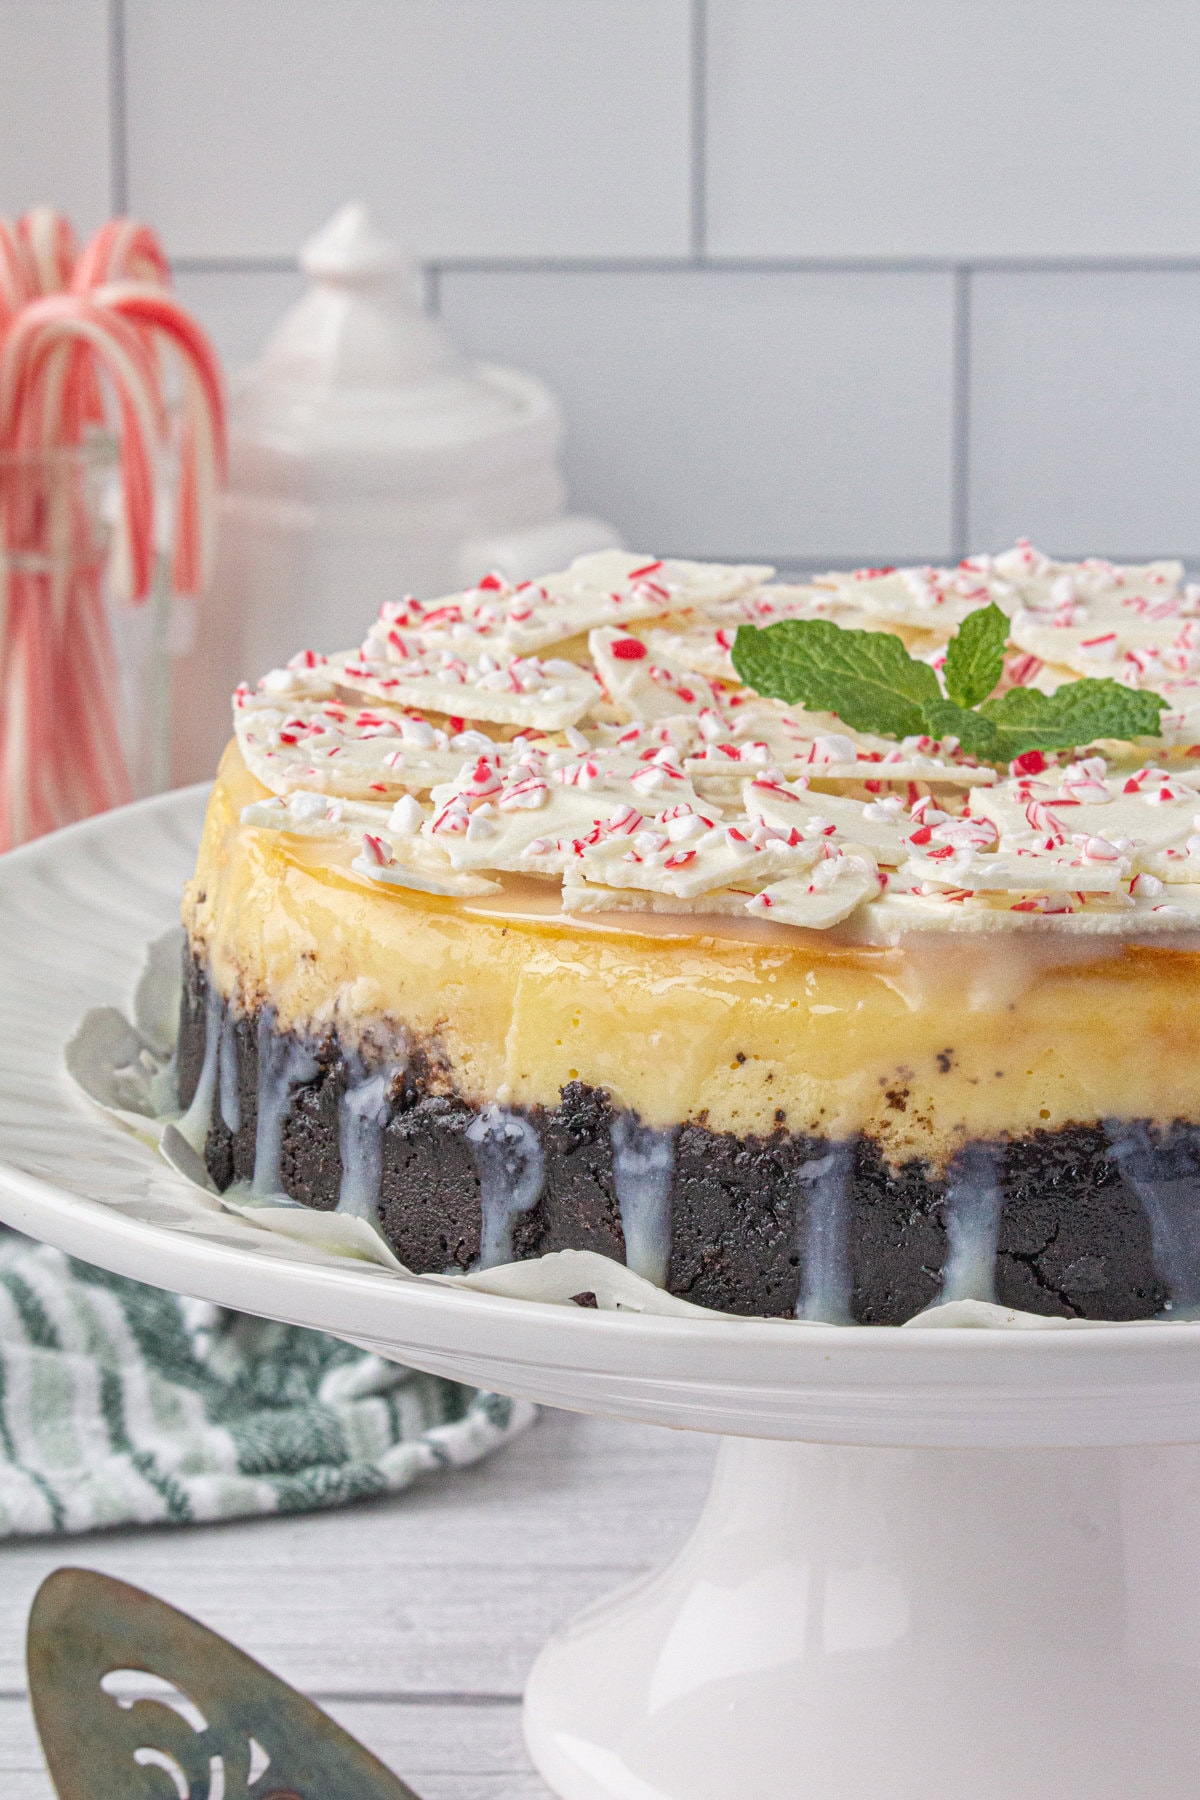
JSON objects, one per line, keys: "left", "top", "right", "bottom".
{"left": 106, "top": 0, "right": 129, "bottom": 216}
{"left": 689, "top": 0, "right": 708, "bottom": 259}
{"left": 949, "top": 264, "right": 972, "bottom": 560}
{"left": 172, "top": 255, "right": 301, "bottom": 275}
{"left": 175, "top": 252, "right": 1200, "bottom": 279}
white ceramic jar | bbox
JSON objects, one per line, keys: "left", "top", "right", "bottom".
{"left": 176, "top": 202, "right": 619, "bottom": 778}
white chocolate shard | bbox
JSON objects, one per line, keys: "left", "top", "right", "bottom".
{"left": 242, "top": 651, "right": 341, "bottom": 705}
{"left": 242, "top": 791, "right": 499, "bottom": 896}
{"left": 350, "top": 832, "right": 501, "bottom": 897}
{"left": 681, "top": 700, "right": 994, "bottom": 794}
{"left": 994, "top": 545, "right": 1186, "bottom": 611}
{"left": 898, "top": 848, "right": 1127, "bottom": 894}
{"left": 812, "top": 563, "right": 1000, "bottom": 632}
{"left": 425, "top": 749, "right": 701, "bottom": 877}
{"left": 240, "top": 792, "right": 390, "bottom": 838}
{"left": 234, "top": 695, "right": 500, "bottom": 798}
{"left": 561, "top": 880, "right": 759, "bottom": 918}
{"left": 748, "top": 849, "right": 882, "bottom": 929}
{"left": 742, "top": 775, "right": 908, "bottom": 864}
{"left": 642, "top": 582, "right": 875, "bottom": 681}
{"left": 968, "top": 765, "right": 1200, "bottom": 876}
{"left": 329, "top": 647, "right": 602, "bottom": 731}
{"left": 852, "top": 883, "right": 1200, "bottom": 938}
{"left": 1007, "top": 612, "right": 1200, "bottom": 681}
{"left": 575, "top": 812, "right": 822, "bottom": 901}
{"left": 361, "top": 552, "right": 773, "bottom": 661}
{"left": 588, "top": 626, "right": 727, "bottom": 720}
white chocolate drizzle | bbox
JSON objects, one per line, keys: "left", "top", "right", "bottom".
{"left": 252, "top": 1016, "right": 320, "bottom": 1198}
{"left": 177, "top": 982, "right": 222, "bottom": 1153}
{"left": 794, "top": 1145, "right": 855, "bottom": 1323}
{"left": 939, "top": 1143, "right": 1004, "bottom": 1304}
{"left": 218, "top": 1005, "right": 241, "bottom": 1135}
{"left": 1105, "top": 1122, "right": 1200, "bottom": 1318}
{"left": 337, "top": 1067, "right": 393, "bottom": 1223}
{"left": 610, "top": 1116, "right": 676, "bottom": 1288}
{"left": 467, "top": 1106, "right": 546, "bottom": 1269}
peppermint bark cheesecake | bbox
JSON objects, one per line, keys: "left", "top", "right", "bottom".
{"left": 178, "top": 546, "right": 1200, "bottom": 1323}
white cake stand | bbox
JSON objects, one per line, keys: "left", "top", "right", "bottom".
{"left": 3, "top": 790, "right": 1200, "bottom": 1800}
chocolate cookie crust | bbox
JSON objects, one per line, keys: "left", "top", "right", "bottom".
{"left": 177, "top": 955, "right": 1170, "bottom": 1325}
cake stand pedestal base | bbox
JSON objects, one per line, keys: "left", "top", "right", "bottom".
{"left": 524, "top": 1436, "right": 1200, "bottom": 1800}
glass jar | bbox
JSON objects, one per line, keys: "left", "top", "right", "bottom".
{"left": 0, "top": 440, "right": 172, "bottom": 850}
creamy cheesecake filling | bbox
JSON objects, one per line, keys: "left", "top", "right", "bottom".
{"left": 184, "top": 745, "right": 1200, "bottom": 1172}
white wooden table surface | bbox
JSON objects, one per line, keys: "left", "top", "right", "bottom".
{"left": 0, "top": 1409, "right": 717, "bottom": 1798}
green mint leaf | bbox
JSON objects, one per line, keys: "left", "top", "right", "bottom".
{"left": 978, "top": 680, "right": 1167, "bottom": 756}
{"left": 942, "top": 603, "right": 1008, "bottom": 709}
{"left": 922, "top": 698, "right": 999, "bottom": 760}
{"left": 732, "top": 619, "right": 942, "bottom": 740}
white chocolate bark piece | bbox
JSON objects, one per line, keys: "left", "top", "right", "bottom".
{"left": 426, "top": 757, "right": 699, "bottom": 877}
{"left": 1154, "top": 677, "right": 1200, "bottom": 745}
{"left": 329, "top": 647, "right": 602, "bottom": 731}
{"left": 1007, "top": 612, "right": 1200, "bottom": 680}
{"left": 240, "top": 792, "right": 392, "bottom": 838}
{"left": 681, "top": 699, "right": 995, "bottom": 791}
{"left": 742, "top": 775, "right": 908, "bottom": 864}
{"left": 850, "top": 883, "right": 1200, "bottom": 937}
{"left": 642, "top": 582, "right": 888, "bottom": 681}
{"left": 812, "top": 563, "right": 999, "bottom": 632}
{"left": 234, "top": 696, "right": 499, "bottom": 798}
{"left": 241, "top": 788, "right": 499, "bottom": 897}
{"left": 993, "top": 544, "right": 1187, "bottom": 611}
{"left": 899, "top": 847, "right": 1127, "bottom": 894}
{"left": 350, "top": 836, "right": 502, "bottom": 897}
{"left": 588, "top": 627, "right": 727, "bottom": 721}
{"left": 967, "top": 765, "right": 1200, "bottom": 875}
{"left": 239, "top": 651, "right": 342, "bottom": 706}
{"left": 242, "top": 792, "right": 496, "bottom": 896}
{"left": 575, "top": 812, "right": 821, "bottom": 900}
{"left": 747, "top": 849, "right": 882, "bottom": 929}
{"left": 560, "top": 879, "right": 759, "bottom": 918}
{"left": 360, "top": 552, "right": 773, "bottom": 661}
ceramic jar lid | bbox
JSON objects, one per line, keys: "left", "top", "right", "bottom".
{"left": 229, "top": 201, "right": 560, "bottom": 494}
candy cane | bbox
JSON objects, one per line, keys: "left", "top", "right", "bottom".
{"left": 0, "top": 218, "right": 226, "bottom": 847}
{"left": 0, "top": 296, "right": 166, "bottom": 599}
{"left": 0, "top": 300, "right": 164, "bottom": 842}
{"left": 72, "top": 219, "right": 171, "bottom": 292}
{"left": 71, "top": 224, "right": 172, "bottom": 430}
{"left": 95, "top": 282, "right": 227, "bottom": 594}
{"left": 16, "top": 208, "right": 78, "bottom": 295}
{"left": 0, "top": 220, "right": 32, "bottom": 332}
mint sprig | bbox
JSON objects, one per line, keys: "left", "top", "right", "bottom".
{"left": 730, "top": 616, "right": 941, "bottom": 739}
{"left": 731, "top": 612, "right": 1167, "bottom": 762}
{"left": 978, "top": 681, "right": 1167, "bottom": 757}
{"left": 942, "top": 602, "right": 1008, "bottom": 708}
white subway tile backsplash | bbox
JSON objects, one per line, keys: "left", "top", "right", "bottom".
{"left": 968, "top": 272, "right": 1200, "bottom": 557}
{"left": 439, "top": 268, "right": 956, "bottom": 560}
{"left": 125, "top": 0, "right": 692, "bottom": 261}
{"left": 173, "top": 267, "right": 306, "bottom": 378}
{"left": 0, "top": 0, "right": 111, "bottom": 228}
{"left": 706, "top": 0, "right": 1200, "bottom": 259}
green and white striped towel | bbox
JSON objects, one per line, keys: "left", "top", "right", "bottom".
{"left": 0, "top": 1231, "right": 533, "bottom": 1537}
